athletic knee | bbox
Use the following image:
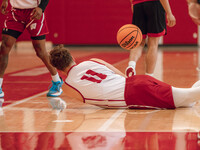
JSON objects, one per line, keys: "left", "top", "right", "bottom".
{"left": 148, "top": 44, "right": 158, "bottom": 52}
{"left": 0, "top": 44, "right": 11, "bottom": 55}
{"left": 0, "top": 40, "right": 13, "bottom": 54}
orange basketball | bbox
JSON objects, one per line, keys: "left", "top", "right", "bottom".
{"left": 117, "top": 24, "right": 142, "bottom": 50}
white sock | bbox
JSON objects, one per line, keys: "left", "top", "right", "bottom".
{"left": 0, "top": 78, "right": 3, "bottom": 88}
{"left": 51, "top": 73, "right": 61, "bottom": 82}
{"left": 145, "top": 73, "right": 154, "bottom": 77}
{"left": 192, "top": 80, "right": 200, "bottom": 88}
{"left": 128, "top": 61, "right": 136, "bottom": 68}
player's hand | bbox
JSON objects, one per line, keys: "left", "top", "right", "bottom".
{"left": 30, "top": 7, "right": 42, "bottom": 20}
{"left": 166, "top": 13, "right": 176, "bottom": 27}
{"left": 188, "top": 2, "right": 200, "bottom": 25}
{"left": 0, "top": 0, "right": 8, "bottom": 15}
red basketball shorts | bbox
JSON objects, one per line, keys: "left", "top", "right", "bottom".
{"left": 3, "top": 8, "right": 49, "bottom": 37}
{"left": 125, "top": 75, "right": 175, "bottom": 109}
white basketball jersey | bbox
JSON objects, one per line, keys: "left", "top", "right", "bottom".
{"left": 10, "top": 0, "right": 41, "bottom": 9}
{"left": 65, "top": 61, "right": 127, "bottom": 108}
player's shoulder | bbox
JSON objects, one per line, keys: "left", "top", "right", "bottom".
{"left": 76, "top": 59, "right": 106, "bottom": 68}
{"left": 89, "top": 58, "right": 107, "bottom": 65}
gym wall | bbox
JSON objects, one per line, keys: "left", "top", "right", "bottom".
{"left": 0, "top": 0, "right": 198, "bottom": 45}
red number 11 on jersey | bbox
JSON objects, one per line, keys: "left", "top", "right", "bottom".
{"left": 81, "top": 69, "right": 107, "bottom": 83}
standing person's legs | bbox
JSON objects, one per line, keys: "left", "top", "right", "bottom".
{"left": 127, "top": 1, "right": 166, "bottom": 77}
{"left": 126, "top": 2, "right": 147, "bottom": 77}
{"left": 27, "top": 10, "right": 63, "bottom": 97}
{"left": 32, "top": 38, "right": 63, "bottom": 97}
{"left": 126, "top": 39, "right": 146, "bottom": 77}
{"left": 144, "top": 1, "right": 166, "bottom": 76}
{"left": 32, "top": 39, "right": 57, "bottom": 76}
{"left": 0, "top": 7, "right": 27, "bottom": 98}
{"left": 145, "top": 36, "right": 160, "bottom": 76}
{"left": 0, "top": 34, "right": 17, "bottom": 97}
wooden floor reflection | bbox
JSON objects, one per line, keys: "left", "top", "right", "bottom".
{"left": 0, "top": 44, "right": 200, "bottom": 149}
{"left": 1, "top": 96, "right": 200, "bottom": 132}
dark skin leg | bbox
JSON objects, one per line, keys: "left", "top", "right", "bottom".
{"left": 32, "top": 39, "right": 57, "bottom": 76}
{"left": 0, "top": 34, "right": 16, "bottom": 78}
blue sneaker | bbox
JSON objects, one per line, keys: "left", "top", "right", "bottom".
{"left": 47, "top": 78, "right": 63, "bottom": 97}
{"left": 0, "top": 88, "right": 4, "bottom": 98}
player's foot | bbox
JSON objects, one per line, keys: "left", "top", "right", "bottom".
{"left": 47, "top": 78, "right": 63, "bottom": 97}
{"left": 0, "top": 88, "right": 4, "bottom": 98}
{"left": 125, "top": 66, "right": 136, "bottom": 77}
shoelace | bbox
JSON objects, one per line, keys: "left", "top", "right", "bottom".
{"left": 48, "top": 82, "right": 60, "bottom": 92}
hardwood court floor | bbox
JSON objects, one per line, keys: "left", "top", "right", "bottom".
{"left": 0, "top": 43, "right": 200, "bottom": 150}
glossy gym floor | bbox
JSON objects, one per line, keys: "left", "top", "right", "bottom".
{"left": 0, "top": 42, "right": 200, "bottom": 150}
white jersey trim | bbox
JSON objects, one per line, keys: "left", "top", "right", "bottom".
{"left": 85, "top": 98, "right": 127, "bottom": 108}
{"left": 36, "top": 13, "right": 44, "bottom": 36}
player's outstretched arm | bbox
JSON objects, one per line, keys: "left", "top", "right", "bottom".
{"left": 90, "top": 58, "right": 127, "bottom": 78}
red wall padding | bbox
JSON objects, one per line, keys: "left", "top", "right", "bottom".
{"left": 163, "top": 0, "right": 197, "bottom": 44}
{"left": 0, "top": 0, "right": 198, "bottom": 45}
{"left": 45, "top": 0, "right": 132, "bottom": 44}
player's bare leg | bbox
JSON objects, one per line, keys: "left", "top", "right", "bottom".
{"left": 172, "top": 85, "right": 200, "bottom": 107}
{"left": 126, "top": 39, "right": 146, "bottom": 77}
{"left": 0, "top": 34, "right": 16, "bottom": 98}
{"left": 32, "top": 39, "right": 63, "bottom": 97}
{"left": 32, "top": 39, "right": 57, "bottom": 75}
{"left": 172, "top": 79, "right": 200, "bottom": 107}
{"left": 145, "top": 37, "right": 160, "bottom": 76}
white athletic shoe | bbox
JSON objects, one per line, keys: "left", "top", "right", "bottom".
{"left": 125, "top": 66, "right": 136, "bottom": 77}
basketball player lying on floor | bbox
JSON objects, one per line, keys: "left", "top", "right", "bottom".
{"left": 49, "top": 45, "right": 200, "bottom": 109}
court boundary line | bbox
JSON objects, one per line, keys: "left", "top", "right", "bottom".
{"left": 97, "top": 109, "right": 125, "bottom": 131}
{"left": 3, "top": 91, "right": 48, "bottom": 109}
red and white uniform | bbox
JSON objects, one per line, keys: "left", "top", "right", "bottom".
{"left": 10, "top": 0, "right": 41, "bottom": 9}
{"left": 3, "top": 0, "right": 49, "bottom": 37}
{"left": 65, "top": 60, "right": 175, "bottom": 109}
{"left": 65, "top": 60, "right": 127, "bottom": 108}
